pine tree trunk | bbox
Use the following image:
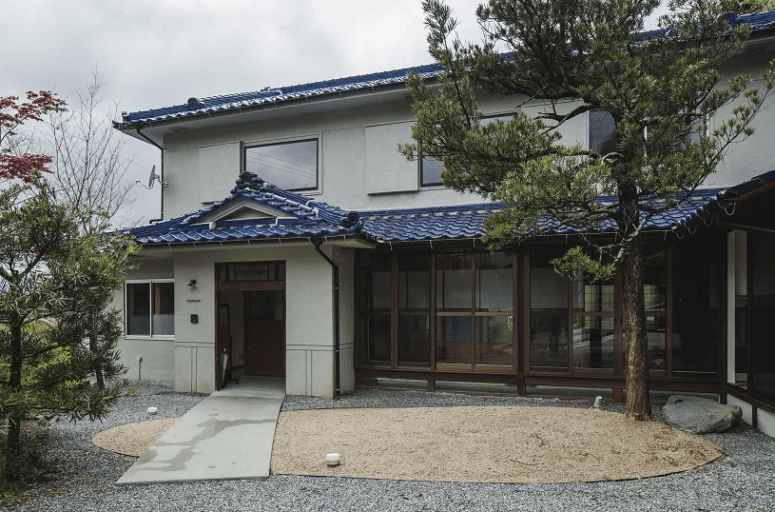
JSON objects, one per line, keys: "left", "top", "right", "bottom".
{"left": 90, "top": 333, "right": 105, "bottom": 389}
{"left": 621, "top": 235, "right": 652, "bottom": 420}
{"left": 617, "top": 182, "right": 652, "bottom": 421}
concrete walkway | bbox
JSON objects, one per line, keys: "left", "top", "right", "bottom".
{"left": 117, "top": 377, "right": 285, "bottom": 485}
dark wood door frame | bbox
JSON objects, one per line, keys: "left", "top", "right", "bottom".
{"left": 214, "top": 262, "right": 287, "bottom": 389}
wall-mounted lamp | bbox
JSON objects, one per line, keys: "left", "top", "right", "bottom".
{"left": 188, "top": 279, "right": 197, "bottom": 287}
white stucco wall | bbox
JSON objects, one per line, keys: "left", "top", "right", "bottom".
{"left": 153, "top": 49, "right": 775, "bottom": 222}
{"left": 115, "top": 241, "right": 350, "bottom": 397}
{"left": 113, "top": 257, "right": 176, "bottom": 384}
{"left": 758, "top": 408, "right": 775, "bottom": 439}
{"left": 334, "top": 246, "right": 356, "bottom": 394}
{"left": 140, "top": 243, "right": 340, "bottom": 396}
{"left": 706, "top": 49, "right": 775, "bottom": 188}
{"left": 157, "top": 92, "right": 592, "bottom": 219}
{"left": 727, "top": 395, "right": 775, "bottom": 440}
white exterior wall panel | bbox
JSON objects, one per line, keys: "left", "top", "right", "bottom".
{"left": 113, "top": 258, "right": 175, "bottom": 384}
{"left": 156, "top": 244, "right": 338, "bottom": 396}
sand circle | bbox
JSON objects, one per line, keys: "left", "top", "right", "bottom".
{"left": 93, "top": 419, "right": 178, "bottom": 457}
{"left": 270, "top": 406, "right": 723, "bottom": 483}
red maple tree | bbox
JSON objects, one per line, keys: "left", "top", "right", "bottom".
{"left": 0, "top": 91, "right": 66, "bottom": 181}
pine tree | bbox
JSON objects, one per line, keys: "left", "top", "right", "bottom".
{"left": 402, "top": 0, "right": 774, "bottom": 419}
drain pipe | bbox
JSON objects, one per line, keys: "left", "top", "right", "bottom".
{"left": 313, "top": 238, "right": 340, "bottom": 399}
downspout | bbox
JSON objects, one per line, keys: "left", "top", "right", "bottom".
{"left": 136, "top": 126, "right": 165, "bottom": 220}
{"left": 313, "top": 239, "right": 340, "bottom": 399}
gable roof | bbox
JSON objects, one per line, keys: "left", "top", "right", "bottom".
{"left": 129, "top": 172, "right": 361, "bottom": 246}
{"left": 116, "top": 10, "right": 775, "bottom": 131}
{"left": 126, "top": 170, "right": 775, "bottom": 248}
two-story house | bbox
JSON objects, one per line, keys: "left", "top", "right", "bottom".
{"left": 114, "top": 10, "right": 775, "bottom": 437}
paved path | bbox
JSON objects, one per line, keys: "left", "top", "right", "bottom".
{"left": 117, "top": 377, "right": 285, "bottom": 485}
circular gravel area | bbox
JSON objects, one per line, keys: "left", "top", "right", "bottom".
{"left": 8, "top": 381, "right": 775, "bottom": 512}
{"left": 272, "top": 406, "right": 720, "bottom": 483}
{"left": 93, "top": 419, "right": 178, "bottom": 457}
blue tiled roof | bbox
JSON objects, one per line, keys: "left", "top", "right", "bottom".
{"left": 728, "top": 9, "right": 775, "bottom": 30}
{"left": 117, "top": 11, "right": 775, "bottom": 128}
{"left": 359, "top": 189, "right": 725, "bottom": 242}
{"left": 641, "top": 9, "right": 775, "bottom": 39}
{"left": 361, "top": 204, "right": 503, "bottom": 242}
{"left": 128, "top": 170, "right": 775, "bottom": 247}
{"left": 127, "top": 173, "right": 361, "bottom": 246}
{"left": 117, "top": 64, "right": 441, "bottom": 127}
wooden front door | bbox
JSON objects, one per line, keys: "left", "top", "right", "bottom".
{"left": 245, "top": 290, "right": 285, "bottom": 377}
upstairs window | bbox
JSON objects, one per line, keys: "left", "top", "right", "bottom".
{"left": 420, "top": 155, "right": 444, "bottom": 187}
{"left": 420, "top": 113, "right": 514, "bottom": 188}
{"left": 244, "top": 139, "right": 318, "bottom": 191}
{"left": 589, "top": 109, "right": 617, "bottom": 156}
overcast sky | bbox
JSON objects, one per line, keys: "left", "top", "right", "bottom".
{"left": 2, "top": 0, "right": 667, "bottom": 225}
{"left": 1, "top": 0, "right": 485, "bottom": 224}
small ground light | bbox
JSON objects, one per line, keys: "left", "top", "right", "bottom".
{"left": 326, "top": 453, "right": 340, "bottom": 466}
{"left": 147, "top": 407, "right": 158, "bottom": 415}
{"left": 593, "top": 396, "right": 603, "bottom": 409}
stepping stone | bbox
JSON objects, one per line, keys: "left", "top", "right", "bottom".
{"left": 663, "top": 395, "right": 742, "bottom": 434}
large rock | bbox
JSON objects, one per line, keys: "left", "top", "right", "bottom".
{"left": 663, "top": 395, "right": 742, "bottom": 434}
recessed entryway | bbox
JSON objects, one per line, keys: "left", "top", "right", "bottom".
{"left": 215, "top": 261, "right": 286, "bottom": 390}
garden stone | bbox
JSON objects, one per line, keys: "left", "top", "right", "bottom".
{"left": 663, "top": 395, "right": 742, "bottom": 434}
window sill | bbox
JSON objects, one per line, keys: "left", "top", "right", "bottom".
{"left": 367, "top": 187, "right": 420, "bottom": 196}
{"left": 123, "top": 335, "right": 175, "bottom": 341}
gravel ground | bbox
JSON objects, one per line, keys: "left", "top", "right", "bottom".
{"left": 7, "top": 381, "right": 775, "bottom": 512}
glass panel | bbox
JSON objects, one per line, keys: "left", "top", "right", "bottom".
{"left": 643, "top": 248, "right": 666, "bottom": 313}
{"left": 436, "top": 316, "right": 472, "bottom": 365}
{"left": 250, "top": 291, "right": 283, "bottom": 320}
{"left": 475, "top": 316, "right": 513, "bottom": 366}
{"left": 218, "top": 262, "right": 285, "bottom": 282}
{"left": 244, "top": 139, "right": 318, "bottom": 190}
{"left": 235, "top": 263, "right": 269, "bottom": 281}
{"left": 530, "top": 253, "right": 569, "bottom": 371}
{"left": 589, "top": 109, "right": 617, "bottom": 155}
{"left": 574, "top": 280, "right": 614, "bottom": 313}
{"left": 436, "top": 253, "right": 472, "bottom": 310}
{"left": 398, "top": 315, "right": 430, "bottom": 366}
{"left": 152, "top": 283, "right": 175, "bottom": 335}
{"left": 647, "top": 316, "right": 667, "bottom": 370}
{"left": 531, "top": 267, "right": 568, "bottom": 309}
{"left": 126, "top": 283, "right": 150, "bottom": 335}
{"left": 530, "top": 313, "right": 568, "bottom": 370}
{"left": 750, "top": 313, "right": 775, "bottom": 401}
{"left": 421, "top": 156, "right": 444, "bottom": 186}
{"left": 399, "top": 253, "right": 430, "bottom": 310}
{"left": 672, "top": 239, "right": 718, "bottom": 374}
{"left": 367, "top": 253, "right": 391, "bottom": 310}
{"left": 750, "top": 233, "right": 775, "bottom": 400}
{"left": 475, "top": 252, "right": 513, "bottom": 312}
{"left": 572, "top": 315, "right": 614, "bottom": 369}
{"left": 368, "top": 315, "right": 391, "bottom": 364}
